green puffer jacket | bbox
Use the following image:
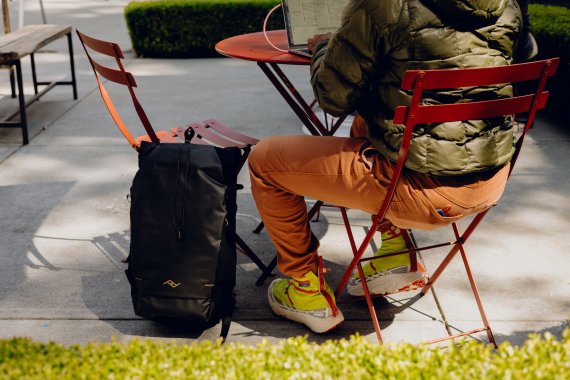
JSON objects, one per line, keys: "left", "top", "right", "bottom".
{"left": 310, "top": 0, "right": 522, "bottom": 176}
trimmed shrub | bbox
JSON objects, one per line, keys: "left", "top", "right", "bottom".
{"left": 533, "top": 0, "right": 569, "bottom": 8}
{"left": 124, "top": 0, "right": 283, "bottom": 58}
{"left": 0, "top": 331, "right": 569, "bottom": 379}
{"left": 529, "top": 4, "right": 570, "bottom": 119}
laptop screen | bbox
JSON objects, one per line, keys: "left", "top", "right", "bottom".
{"left": 282, "top": 0, "right": 348, "bottom": 50}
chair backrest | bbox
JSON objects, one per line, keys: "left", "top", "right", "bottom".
{"left": 379, "top": 58, "right": 560, "bottom": 220}
{"left": 76, "top": 29, "right": 159, "bottom": 148}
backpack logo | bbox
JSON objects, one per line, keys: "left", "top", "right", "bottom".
{"left": 163, "top": 279, "right": 181, "bottom": 288}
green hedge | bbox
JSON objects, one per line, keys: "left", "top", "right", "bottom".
{"left": 529, "top": 4, "right": 570, "bottom": 119}
{"left": 125, "top": 0, "right": 282, "bottom": 58}
{"left": 1, "top": 331, "right": 569, "bottom": 379}
{"left": 533, "top": 0, "right": 569, "bottom": 8}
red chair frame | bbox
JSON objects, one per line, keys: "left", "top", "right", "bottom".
{"left": 335, "top": 58, "right": 560, "bottom": 346}
{"left": 76, "top": 30, "right": 267, "bottom": 273}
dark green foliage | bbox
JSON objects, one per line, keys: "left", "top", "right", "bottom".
{"left": 532, "top": 0, "right": 569, "bottom": 8}
{"left": 0, "top": 331, "right": 569, "bottom": 379}
{"left": 530, "top": 5, "right": 570, "bottom": 60}
{"left": 124, "top": 0, "right": 283, "bottom": 58}
{"left": 529, "top": 4, "right": 570, "bottom": 120}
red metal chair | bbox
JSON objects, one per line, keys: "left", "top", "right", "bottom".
{"left": 334, "top": 58, "right": 560, "bottom": 346}
{"left": 76, "top": 30, "right": 267, "bottom": 273}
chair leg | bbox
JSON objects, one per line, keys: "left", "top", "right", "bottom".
{"left": 422, "top": 211, "right": 489, "bottom": 295}
{"left": 423, "top": 239, "right": 497, "bottom": 347}
{"left": 67, "top": 33, "right": 78, "bottom": 100}
{"left": 256, "top": 256, "right": 277, "bottom": 286}
{"left": 453, "top": 223, "right": 497, "bottom": 347}
{"left": 236, "top": 233, "right": 268, "bottom": 273}
{"left": 340, "top": 207, "right": 357, "bottom": 253}
{"left": 14, "top": 60, "right": 29, "bottom": 145}
{"left": 422, "top": 215, "right": 497, "bottom": 347}
{"left": 401, "top": 229, "right": 418, "bottom": 271}
{"left": 339, "top": 207, "right": 497, "bottom": 346}
{"left": 30, "top": 53, "right": 39, "bottom": 95}
{"left": 421, "top": 243, "right": 461, "bottom": 296}
{"left": 312, "top": 207, "right": 322, "bottom": 222}
{"left": 357, "top": 261, "right": 384, "bottom": 343}
{"left": 458, "top": 245, "right": 497, "bottom": 347}
{"left": 336, "top": 216, "right": 381, "bottom": 297}
{"left": 9, "top": 67, "right": 16, "bottom": 98}
{"left": 252, "top": 220, "right": 265, "bottom": 234}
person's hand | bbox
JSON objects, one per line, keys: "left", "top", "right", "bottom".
{"left": 307, "top": 32, "right": 332, "bottom": 53}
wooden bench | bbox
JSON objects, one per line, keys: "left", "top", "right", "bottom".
{"left": 0, "top": 0, "right": 77, "bottom": 144}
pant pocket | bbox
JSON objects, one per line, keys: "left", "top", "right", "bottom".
{"left": 383, "top": 188, "right": 460, "bottom": 231}
{"left": 405, "top": 191, "right": 464, "bottom": 231}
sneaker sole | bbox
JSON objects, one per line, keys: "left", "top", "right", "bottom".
{"left": 267, "top": 280, "right": 344, "bottom": 333}
{"left": 347, "top": 270, "right": 428, "bottom": 297}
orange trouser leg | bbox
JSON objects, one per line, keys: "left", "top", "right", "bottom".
{"left": 248, "top": 134, "right": 386, "bottom": 278}
{"left": 248, "top": 116, "right": 508, "bottom": 278}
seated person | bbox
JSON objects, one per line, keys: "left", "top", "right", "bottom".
{"left": 248, "top": 0, "right": 521, "bottom": 333}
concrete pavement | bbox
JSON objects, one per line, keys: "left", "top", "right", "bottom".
{"left": 0, "top": 0, "right": 568, "bottom": 346}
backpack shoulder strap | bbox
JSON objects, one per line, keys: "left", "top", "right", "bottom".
{"left": 220, "top": 293, "right": 236, "bottom": 343}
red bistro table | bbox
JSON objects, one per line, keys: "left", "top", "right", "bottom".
{"left": 215, "top": 30, "right": 346, "bottom": 137}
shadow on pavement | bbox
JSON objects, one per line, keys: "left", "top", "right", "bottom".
{"left": 78, "top": 206, "right": 404, "bottom": 341}
{"left": 495, "top": 320, "right": 570, "bottom": 346}
{"left": 0, "top": 182, "right": 73, "bottom": 302}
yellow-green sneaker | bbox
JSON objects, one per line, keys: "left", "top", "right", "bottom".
{"left": 347, "top": 225, "right": 428, "bottom": 297}
{"left": 268, "top": 266, "right": 344, "bottom": 333}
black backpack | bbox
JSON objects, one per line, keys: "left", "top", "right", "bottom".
{"left": 125, "top": 140, "right": 243, "bottom": 340}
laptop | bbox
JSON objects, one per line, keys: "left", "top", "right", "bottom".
{"left": 282, "top": 0, "right": 347, "bottom": 58}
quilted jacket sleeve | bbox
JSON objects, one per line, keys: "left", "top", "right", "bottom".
{"left": 309, "top": 1, "right": 395, "bottom": 117}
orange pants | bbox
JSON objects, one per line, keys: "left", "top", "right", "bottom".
{"left": 248, "top": 116, "right": 509, "bottom": 277}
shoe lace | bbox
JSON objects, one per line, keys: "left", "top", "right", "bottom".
{"left": 377, "top": 220, "right": 402, "bottom": 241}
{"left": 375, "top": 223, "right": 419, "bottom": 272}
{"left": 286, "top": 277, "right": 320, "bottom": 306}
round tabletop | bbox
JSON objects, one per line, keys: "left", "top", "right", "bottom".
{"left": 215, "top": 30, "right": 311, "bottom": 65}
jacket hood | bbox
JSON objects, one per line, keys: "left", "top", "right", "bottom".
{"left": 431, "top": 0, "right": 509, "bottom": 24}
